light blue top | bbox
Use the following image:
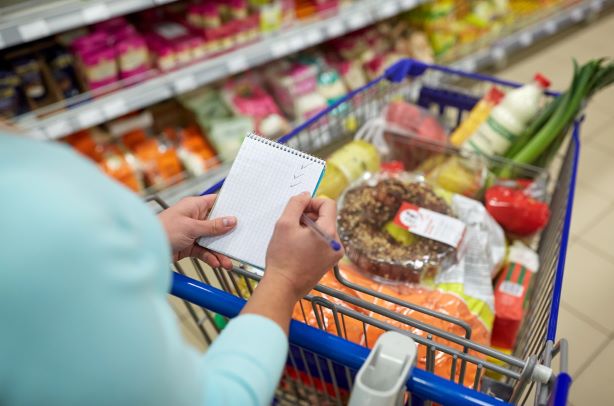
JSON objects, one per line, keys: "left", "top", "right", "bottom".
{"left": 0, "top": 134, "right": 288, "bottom": 406}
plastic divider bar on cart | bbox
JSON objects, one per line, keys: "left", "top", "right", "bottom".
{"left": 182, "top": 58, "right": 578, "bottom": 405}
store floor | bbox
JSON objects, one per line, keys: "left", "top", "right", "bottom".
{"left": 172, "top": 11, "right": 614, "bottom": 405}
{"left": 495, "top": 10, "right": 614, "bottom": 406}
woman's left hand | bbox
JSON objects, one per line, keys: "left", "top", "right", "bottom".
{"left": 158, "top": 195, "right": 236, "bottom": 269}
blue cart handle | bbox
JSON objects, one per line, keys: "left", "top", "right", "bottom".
{"left": 171, "top": 272, "right": 514, "bottom": 406}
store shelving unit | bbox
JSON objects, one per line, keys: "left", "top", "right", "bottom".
{"left": 14, "top": 0, "right": 426, "bottom": 141}
{"left": 450, "top": 0, "right": 611, "bottom": 72}
{"left": 0, "top": 0, "right": 177, "bottom": 50}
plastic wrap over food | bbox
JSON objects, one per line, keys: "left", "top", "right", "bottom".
{"left": 337, "top": 172, "right": 466, "bottom": 284}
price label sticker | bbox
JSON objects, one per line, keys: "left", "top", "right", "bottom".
{"left": 77, "top": 109, "right": 103, "bottom": 128}
{"left": 271, "top": 41, "right": 289, "bottom": 57}
{"left": 227, "top": 55, "right": 248, "bottom": 74}
{"left": 492, "top": 47, "right": 506, "bottom": 61}
{"left": 173, "top": 75, "right": 198, "bottom": 93}
{"left": 306, "top": 30, "right": 323, "bottom": 45}
{"left": 400, "top": 0, "right": 417, "bottom": 9}
{"left": 288, "top": 36, "right": 304, "bottom": 51}
{"left": 348, "top": 13, "right": 367, "bottom": 29}
{"left": 571, "top": 8, "right": 584, "bottom": 22}
{"left": 545, "top": 20, "right": 557, "bottom": 34}
{"left": 378, "top": 2, "right": 399, "bottom": 18}
{"left": 28, "top": 127, "right": 48, "bottom": 140}
{"left": 82, "top": 4, "right": 111, "bottom": 23}
{"left": 45, "top": 120, "right": 72, "bottom": 139}
{"left": 102, "top": 98, "right": 128, "bottom": 119}
{"left": 326, "top": 22, "right": 344, "bottom": 38}
{"left": 463, "top": 59, "right": 477, "bottom": 72}
{"left": 18, "top": 20, "right": 50, "bottom": 42}
{"left": 519, "top": 32, "right": 533, "bottom": 47}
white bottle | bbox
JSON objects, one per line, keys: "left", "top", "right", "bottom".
{"left": 464, "top": 74, "right": 550, "bottom": 156}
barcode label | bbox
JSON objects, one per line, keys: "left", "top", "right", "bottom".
{"left": 499, "top": 281, "right": 524, "bottom": 298}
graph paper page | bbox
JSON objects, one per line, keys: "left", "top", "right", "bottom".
{"left": 198, "top": 134, "right": 325, "bottom": 269}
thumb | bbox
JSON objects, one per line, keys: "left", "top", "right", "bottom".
{"left": 189, "top": 216, "right": 237, "bottom": 238}
{"left": 280, "top": 192, "right": 311, "bottom": 224}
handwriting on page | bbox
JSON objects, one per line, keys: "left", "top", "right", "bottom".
{"left": 291, "top": 161, "right": 313, "bottom": 188}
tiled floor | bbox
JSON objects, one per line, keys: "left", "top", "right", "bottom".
{"left": 493, "top": 10, "right": 614, "bottom": 405}
{"left": 172, "top": 9, "right": 614, "bottom": 405}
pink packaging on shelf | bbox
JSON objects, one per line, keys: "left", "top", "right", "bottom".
{"left": 116, "top": 36, "right": 150, "bottom": 79}
{"left": 72, "top": 32, "right": 108, "bottom": 53}
{"left": 80, "top": 47, "right": 118, "bottom": 89}
{"left": 202, "top": 3, "right": 222, "bottom": 28}
{"left": 145, "top": 34, "right": 176, "bottom": 71}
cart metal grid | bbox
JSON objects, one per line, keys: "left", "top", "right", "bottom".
{"left": 166, "top": 58, "right": 578, "bottom": 405}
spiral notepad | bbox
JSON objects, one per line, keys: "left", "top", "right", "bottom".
{"left": 198, "top": 132, "right": 326, "bottom": 269}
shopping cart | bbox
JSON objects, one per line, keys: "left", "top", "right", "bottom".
{"left": 164, "top": 58, "right": 579, "bottom": 405}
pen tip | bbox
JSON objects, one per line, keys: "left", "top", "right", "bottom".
{"left": 331, "top": 240, "right": 342, "bottom": 251}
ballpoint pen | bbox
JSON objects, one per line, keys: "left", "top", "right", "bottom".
{"left": 300, "top": 213, "right": 342, "bottom": 251}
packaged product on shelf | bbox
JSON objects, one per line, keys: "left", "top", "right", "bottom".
{"left": 265, "top": 61, "right": 327, "bottom": 120}
{"left": 99, "top": 143, "right": 145, "bottom": 193}
{"left": 115, "top": 35, "right": 151, "bottom": 80}
{"left": 0, "top": 70, "right": 25, "bottom": 118}
{"left": 407, "top": 0, "right": 458, "bottom": 59}
{"left": 463, "top": 74, "right": 550, "bottom": 157}
{"left": 450, "top": 86, "right": 505, "bottom": 146}
{"left": 45, "top": 48, "right": 82, "bottom": 100}
{"left": 337, "top": 173, "right": 464, "bottom": 284}
{"left": 491, "top": 241, "right": 539, "bottom": 350}
{"left": 222, "top": 76, "right": 290, "bottom": 138}
{"left": 316, "top": 140, "right": 380, "bottom": 199}
{"left": 166, "top": 126, "right": 220, "bottom": 177}
{"left": 12, "top": 58, "right": 48, "bottom": 103}
{"left": 485, "top": 179, "right": 550, "bottom": 236}
{"left": 121, "top": 129, "right": 185, "bottom": 190}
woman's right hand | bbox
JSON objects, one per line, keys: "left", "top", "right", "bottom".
{"left": 264, "top": 192, "right": 344, "bottom": 301}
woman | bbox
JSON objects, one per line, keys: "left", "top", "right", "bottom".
{"left": 0, "top": 130, "right": 343, "bottom": 405}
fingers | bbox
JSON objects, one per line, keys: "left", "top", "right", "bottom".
{"left": 213, "top": 252, "right": 233, "bottom": 270}
{"left": 307, "top": 198, "right": 337, "bottom": 235}
{"left": 278, "top": 192, "right": 311, "bottom": 225}
{"left": 189, "top": 216, "right": 237, "bottom": 238}
{"left": 197, "top": 248, "right": 221, "bottom": 268}
{"left": 195, "top": 194, "right": 217, "bottom": 219}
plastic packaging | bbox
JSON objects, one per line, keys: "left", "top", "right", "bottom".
{"left": 450, "top": 86, "right": 505, "bottom": 146}
{"left": 463, "top": 74, "right": 550, "bottom": 156}
{"left": 337, "top": 173, "right": 462, "bottom": 284}
{"left": 316, "top": 140, "right": 380, "bottom": 199}
{"left": 491, "top": 241, "right": 539, "bottom": 350}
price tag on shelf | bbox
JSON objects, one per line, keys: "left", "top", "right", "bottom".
{"left": 18, "top": 20, "right": 50, "bottom": 42}
{"left": 154, "top": 0, "right": 174, "bottom": 3}
{"left": 519, "top": 32, "right": 533, "bottom": 47}
{"left": 271, "top": 41, "right": 289, "bottom": 57}
{"left": 0, "top": 32, "right": 6, "bottom": 49}
{"left": 28, "top": 127, "right": 48, "bottom": 140}
{"left": 227, "top": 55, "right": 248, "bottom": 74}
{"left": 378, "top": 2, "right": 399, "bottom": 18}
{"left": 102, "top": 98, "right": 128, "bottom": 120}
{"left": 545, "top": 20, "right": 557, "bottom": 35}
{"left": 347, "top": 13, "right": 367, "bottom": 29}
{"left": 77, "top": 109, "right": 103, "bottom": 129}
{"left": 82, "top": 3, "right": 111, "bottom": 23}
{"left": 173, "top": 75, "right": 198, "bottom": 93}
{"left": 326, "top": 22, "right": 344, "bottom": 38}
{"left": 305, "top": 30, "right": 323, "bottom": 45}
{"left": 591, "top": 0, "right": 603, "bottom": 12}
{"left": 45, "top": 119, "right": 72, "bottom": 139}
{"left": 288, "top": 36, "right": 304, "bottom": 52}
{"left": 400, "top": 0, "right": 417, "bottom": 10}
{"left": 463, "top": 59, "right": 477, "bottom": 73}
{"left": 492, "top": 47, "right": 506, "bottom": 62}
{"left": 571, "top": 8, "right": 584, "bottom": 22}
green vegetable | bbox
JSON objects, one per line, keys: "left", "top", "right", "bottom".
{"left": 500, "top": 58, "right": 614, "bottom": 176}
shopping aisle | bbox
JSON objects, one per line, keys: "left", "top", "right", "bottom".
{"left": 495, "top": 11, "right": 614, "bottom": 405}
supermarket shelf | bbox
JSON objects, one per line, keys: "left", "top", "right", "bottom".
{"left": 0, "top": 0, "right": 176, "bottom": 50}
{"left": 16, "top": 0, "right": 426, "bottom": 141}
{"left": 156, "top": 163, "right": 231, "bottom": 204}
{"left": 450, "top": 0, "right": 612, "bottom": 73}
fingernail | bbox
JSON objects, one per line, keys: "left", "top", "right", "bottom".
{"left": 223, "top": 216, "right": 237, "bottom": 227}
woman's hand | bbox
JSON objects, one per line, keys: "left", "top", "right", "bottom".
{"left": 241, "top": 192, "right": 344, "bottom": 334}
{"left": 265, "top": 192, "right": 344, "bottom": 301}
{"left": 158, "top": 195, "right": 236, "bottom": 269}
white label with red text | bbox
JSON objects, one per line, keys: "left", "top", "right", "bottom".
{"left": 393, "top": 202, "right": 466, "bottom": 248}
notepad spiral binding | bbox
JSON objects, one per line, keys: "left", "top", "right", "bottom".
{"left": 247, "top": 132, "right": 325, "bottom": 165}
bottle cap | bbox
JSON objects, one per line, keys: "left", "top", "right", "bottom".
{"left": 534, "top": 73, "right": 551, "bottom": 88}
{"left": 487, "top": 86, "right": 505, "bottom": 104}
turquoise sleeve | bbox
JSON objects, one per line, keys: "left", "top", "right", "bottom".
{"left": 0, "top": 134, "right": 287, "bottom": 406}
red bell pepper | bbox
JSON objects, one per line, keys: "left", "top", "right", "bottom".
{"left": 485, "top": 182, "right": 550, "bottom": 236}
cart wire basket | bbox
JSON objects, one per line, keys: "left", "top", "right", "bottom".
{"left": 165, "top": 58, "right": 579, "bottom": 405}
